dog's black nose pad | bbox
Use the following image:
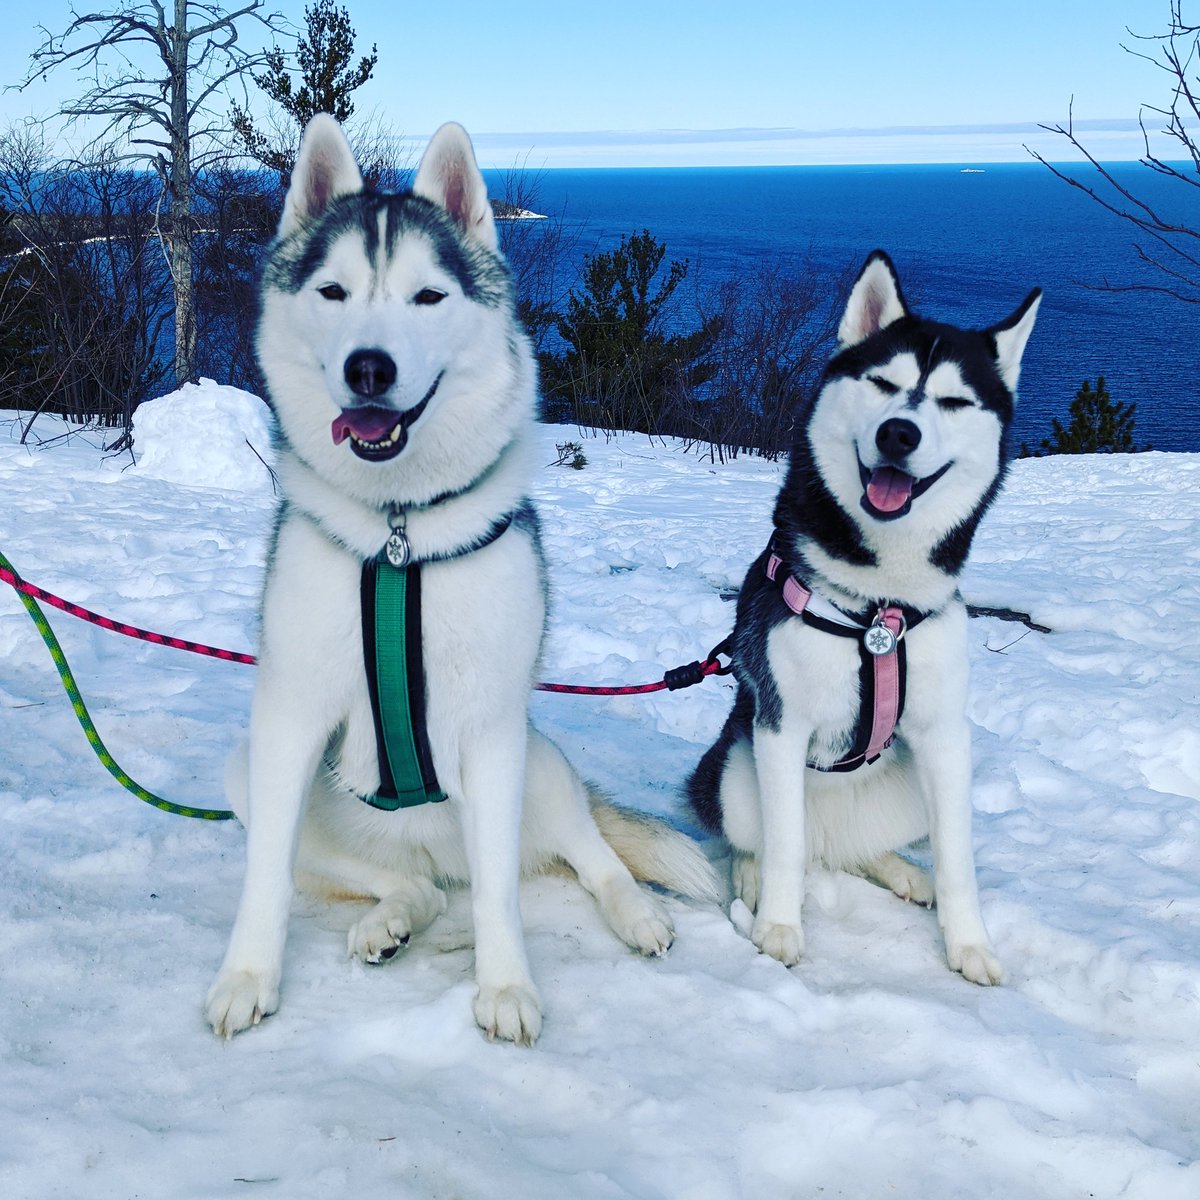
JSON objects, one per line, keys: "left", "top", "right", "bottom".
{"left": 344, "top": 349, "right": 397, "bottom": 398}
{"left": 876, "top": 417, "right": 921, "bottom": 460}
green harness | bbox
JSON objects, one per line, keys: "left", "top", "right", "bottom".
{"left": 357, "top": 511, "right": 514, "bottom": 811}
{"left": 360, "top": 552, "right": 446, "bottom": 809}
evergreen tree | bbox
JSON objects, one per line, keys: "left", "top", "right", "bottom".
{"left": 540, "top": 229, "right": 715, "bottom": 431}
{"left": 232, "top": 0, "right": 378, "bottom": 176}
{"left": 1021, "top": 376, "right": 1151, "bottom": 456}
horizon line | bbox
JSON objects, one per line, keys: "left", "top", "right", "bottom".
{"left": 458, "top": 117, "right": 1142, "bottom": 144}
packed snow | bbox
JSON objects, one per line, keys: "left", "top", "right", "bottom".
{"left": 0, "top": 381, "right": 1197, "bottom": 1199}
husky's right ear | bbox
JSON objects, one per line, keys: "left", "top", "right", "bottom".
{"left": 279, "top": 114, "right": 364, "bottom": 237}
{"left": 413, "top": 122, "right": 498, "bottom": 251}
{"left": 838, "top": 251, "right": 910, "bottom": 348}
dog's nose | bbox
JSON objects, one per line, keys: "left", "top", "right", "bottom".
{"left": 876, "top": 417, "right": 921, "bottom": 461}
{"left": 344, "top": 349, "right": 397, "bottom": 399}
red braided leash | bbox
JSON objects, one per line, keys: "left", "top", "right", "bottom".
{"left": 0, "top": 561, "right": 731, "bottom": 695}
{"left": 0, "top": 563, "right": 256, "bottom": 665}
{"left": 536, "top": 641, "right": 731, "bottom": 695}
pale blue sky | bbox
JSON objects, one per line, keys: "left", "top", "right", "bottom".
{"left": 1, "top": 1, "right": 1185, "bottom": 165}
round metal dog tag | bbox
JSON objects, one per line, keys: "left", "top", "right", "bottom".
{"left": 864, "top": 619, "right": 898, "bottom": 657}
{"left": 385, "top": 527, "right": 410, "bottom": 568}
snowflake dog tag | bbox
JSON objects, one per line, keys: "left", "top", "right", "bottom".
{"left": 864, "top": 615, "right": 898, "bottom": 657}
{"left": 385, "top": 527, "right": 410, "bottom": 568}
{"left": 385, "top": 507, "right": 410, "bottom": 568}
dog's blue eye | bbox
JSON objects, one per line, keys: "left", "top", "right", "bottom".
{"left": 318, "top": 283, "right": 347, "bottom": 301}
{"left": 938, "top": 397, "right": 973, "bottom": 410}
{"left": 414, "top": 288, "right": 447, "bottom": 306}
{"left": 867, "top": 375, "right": 899, "bottom": 395}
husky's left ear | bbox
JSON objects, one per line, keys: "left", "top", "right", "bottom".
{"left": 988, "top": 289, "right": 1042, "bottom": 393}
{"left": 413, "top": 122, "right": 497, "bottom": 251}
{"left": 279, "top": 114, "right": 363, "bottom": 237}
{"left": 838, "top": 250, "right": 910, "bottom": 348}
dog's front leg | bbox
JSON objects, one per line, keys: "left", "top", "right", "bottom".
{"left": 750, "top": 719, "right": 812, "bottom": 966}
{"left": 459, "top": 722, "right": 541, "bottom": 1045}
{"left": 205, "top": 686, "right": 325, "bottom": 1037}
{"left": 913, "top": 719, "right": 1003, "bottom": 985}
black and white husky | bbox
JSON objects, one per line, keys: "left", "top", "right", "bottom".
{"left": 687, "top": 252, "right": 1040, "bottom": 983}
{"left": 206, "top": 116, "right": 717, "bottom": 1045}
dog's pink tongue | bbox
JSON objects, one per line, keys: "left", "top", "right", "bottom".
{"left": 331, "top": 406, "right": 399, "bottom": 445}
{"left": 867, "top": 466, "right": 915, "bottom": 513}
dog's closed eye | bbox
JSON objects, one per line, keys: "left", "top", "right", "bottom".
{"left": 867, "top": 374, "right": 900, "bottom": 395}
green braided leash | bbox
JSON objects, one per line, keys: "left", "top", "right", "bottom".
{"left": 0, "top": 548, "right": 235, "bottom": 821}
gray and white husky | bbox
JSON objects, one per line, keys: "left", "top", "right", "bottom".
{"left": 687, "top": 251, "right": 1040, "bottom": 983}
{"left": 206, "top": 116, "right": 717, "bottom": 1045}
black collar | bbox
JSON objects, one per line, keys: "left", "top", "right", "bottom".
{"left": 381, "top": 509, "right": 514, "bottom": 569}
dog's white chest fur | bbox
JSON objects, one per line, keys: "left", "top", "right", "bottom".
{"left": 261, "top": 509, "right": 544, "bottom": 803}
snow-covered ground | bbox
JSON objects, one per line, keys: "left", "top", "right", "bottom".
{"left": 1, "top": 383, "right": 1197, "bottom": 1199}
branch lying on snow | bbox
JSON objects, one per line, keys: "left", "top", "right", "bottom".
{"left": 966, "top": 605, "right": 1052, "bottom": 633}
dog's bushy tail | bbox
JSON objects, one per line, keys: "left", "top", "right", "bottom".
{"left": 590, "top": 794, "right": 724, "bottom": 905}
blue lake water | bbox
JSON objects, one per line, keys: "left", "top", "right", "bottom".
{"left": 485, "top": 163, "right": 1198, "bottom": 453}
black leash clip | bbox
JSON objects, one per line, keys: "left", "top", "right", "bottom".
{"left": 662, "top": 637, "right": 734, "bottom": 691}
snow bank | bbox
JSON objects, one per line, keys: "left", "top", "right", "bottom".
{"left": 130, "top": 379, "right": 276, "bottom": 495}
{"left": 0, "top": 417, "right": 1197, "bottom": 1199}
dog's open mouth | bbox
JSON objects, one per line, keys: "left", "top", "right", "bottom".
{"left": 859, "top": 461, "right": 951, "bottom": 521}
{"left": 330, "top": 376, "right": 441, "bottom": 461}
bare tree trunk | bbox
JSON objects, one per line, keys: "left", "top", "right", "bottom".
{"left": 169, "top": 0, "right": 196, "bottom": 385}
{"left": 20, "top": 1, "right": 287, "bottom": 401}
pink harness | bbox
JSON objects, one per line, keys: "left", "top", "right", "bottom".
{"left": 765, "top": 552, "right": 914, "bottom": 772}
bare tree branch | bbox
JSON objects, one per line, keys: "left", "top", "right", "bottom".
{"left": 18, "top": 2, "right": 287, "bottom": 386}
{"left": 1029, "top": 4, "right": 1200, "bottom": 303}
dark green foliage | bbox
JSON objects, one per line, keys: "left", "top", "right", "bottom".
{"left": 539, "top": 229, "right": 716, "bottom": 433}
{"left": 1020, "top": 376, "right": 1151, "bottom": 456}
{"left": 550, "top": 441, "right": 587, "bottom": 470}
{"left": 192, "top": 168, "right": 283, "bottom": 392}
{"left": 537, "top": 231, "right": 844, "bottom": 458}
{"left": 232, "top": 0, "right": 377, "bottom": 175}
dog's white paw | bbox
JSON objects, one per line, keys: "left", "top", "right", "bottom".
{"left": 751, "top": 918, "right": 804, "bottom": 966}
{"left": 625, "top": 912, "right": 674, "bottom": 957}
{"left": 347, "top": 883, "right": 446, "bottom": 964}
{"left": 895, "top": 867, "right": 936, "bottom": 907}
{"left": 732, "top": 851, "right": 760, "bottom": 913}
{"left": 883, "top": 859, "right": 936, "bottom": 902}
{"left": 473, "top": 982, "right": 542, "bottom": 1046}
{"left": 947, "top": 941, "right": 1004, "bottom": 986}
{"left": 206, "top": 969, "right": 279, "bottom": 1039}
{"left": 348, "top": 909, "right": 413, "bottom": 964}
{"left": 867, "top": 852, "right": 935, "bottom": 906}
{"left": 599, "top": 881, "right": 675, "bottom": 956}
{"left": 621, "top": 896, "right": 675, "bottom": 957}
